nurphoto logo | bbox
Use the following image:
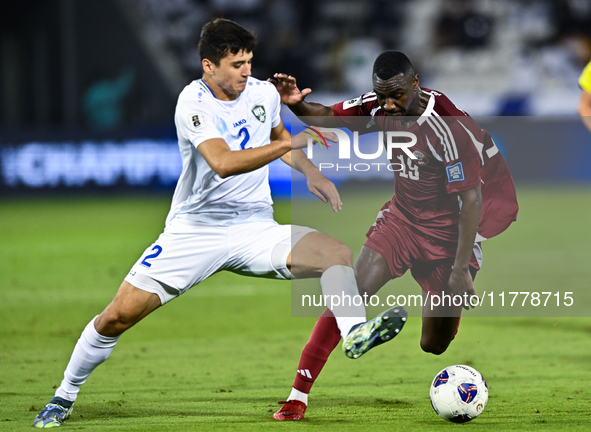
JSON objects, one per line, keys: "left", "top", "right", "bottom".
{"left": 306, "top": 127, "right": 418, "bottom": 173}
{"left": 307, "top": 128, "right": 417, "bottom": 160}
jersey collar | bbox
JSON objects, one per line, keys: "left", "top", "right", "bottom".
{"left": 415, "top": 93, "right": 435, "bottom": 126}
{"left": 198, "top": 78, "right": 246, "bottom": 103}
{"left": 198, "top": 79, "right": 216, "bottom": 98}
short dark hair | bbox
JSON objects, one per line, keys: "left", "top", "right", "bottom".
{"left": 198, "top": 18, "right": 257, "bottom": 66}
{"left": 373, "top": 51, "right": 415, "bottom": 80}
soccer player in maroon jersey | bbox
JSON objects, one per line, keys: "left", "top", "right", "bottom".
{"left": 269, "top": 51, "right": 518, "bottom": 420}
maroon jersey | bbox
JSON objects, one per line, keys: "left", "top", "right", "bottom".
{"left": 333, "top": 88, "right": 518, "bottom": 243}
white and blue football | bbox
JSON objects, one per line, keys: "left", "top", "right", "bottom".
{"left": 429, "top": 365, "right": 488, "bottom": 423}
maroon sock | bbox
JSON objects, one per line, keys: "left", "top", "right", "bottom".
{"left": 292, "top": 308, "right": 341, "bottom": 394}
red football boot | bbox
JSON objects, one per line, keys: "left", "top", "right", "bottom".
{"left": 272, "top": 400, "right": 307, "bottom": 421}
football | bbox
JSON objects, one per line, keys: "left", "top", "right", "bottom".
{"left": 429, "top": 365, "right": 488, "bottom": 423}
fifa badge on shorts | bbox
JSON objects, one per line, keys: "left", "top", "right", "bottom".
{"left": 252, "top": 105, "right": 266, "bottom": 123}
{"left": 446, "top": 162, "right": 465, "bottom": 182}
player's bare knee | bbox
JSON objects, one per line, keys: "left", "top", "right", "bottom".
{"left": 421, "top": 342, "right": 447, "bottom": 355}
{"left": 420, "top": 337, "right": 450, "bottom": 355}
{"left": 322, "top": 242, "right": 352, "bottom": 270}
{"left": 334, "top": 242, "right": 353, "bottom": 265}
{"left": 95, "top": 309, "right": 137, "bottom": 337}
{"left": 356, "top": 279, "right": 373, "bottom": 297}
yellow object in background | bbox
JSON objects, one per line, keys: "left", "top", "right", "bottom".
{"left": 579, "top": 60, "right": 591, "bottom": 93}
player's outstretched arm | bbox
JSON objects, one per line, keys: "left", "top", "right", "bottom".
{"left": 198, "top": 137, "right": 292, "bottom": 178}
{"left": 197, "top": 124, "right": 336, "bottom": 178}
{"left": 578, "top": 89, "right": 591, "bottom": 133}
{"left": 269, "top": 73, "right": 335, "bottom": 121}
{"left": 273, "top": 122, "right": 343, "bottom": 212}
{"left": 448, "top": 185, "right": 482, "bottom": 308}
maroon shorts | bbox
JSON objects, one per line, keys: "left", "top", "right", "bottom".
{"left": 364, "top": 208, "right": 481, "bottom": 296}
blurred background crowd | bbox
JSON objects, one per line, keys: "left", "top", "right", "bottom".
{"left": 1, "top": 0, "right": 590, "bottom": 131}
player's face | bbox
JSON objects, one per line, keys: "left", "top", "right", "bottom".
{"left": 373, "top": 73, "right": 419, "bottom": 116}
{"left": 212, "top": 50, "right": 253, "bottom": 96}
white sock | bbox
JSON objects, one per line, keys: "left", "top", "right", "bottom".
{"left": 288, "top": 387, "right": 308, "bottom": 405}
{"left": 320, "top": 265, "right": 366, "bottom": 340}
{"left": 54, "top": 316, "right": 120, "bottom": 402}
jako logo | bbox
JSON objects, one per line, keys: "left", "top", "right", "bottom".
{"left": 307, "top": 128, "right": 417, "bottom": 160}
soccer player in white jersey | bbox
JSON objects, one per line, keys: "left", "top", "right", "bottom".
{"left": 32, "top": 19, "right": 405, "bottom": 428}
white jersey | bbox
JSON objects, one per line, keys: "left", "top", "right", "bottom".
{"left": 167, "top": 76, "right": 282, "bottom": 226}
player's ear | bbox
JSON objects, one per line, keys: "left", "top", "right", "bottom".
{"left": 202, "top": 58, "right": 215, "bottom": 75}
{"left": 414, "top": 74, "right": 419, "bottom": 90}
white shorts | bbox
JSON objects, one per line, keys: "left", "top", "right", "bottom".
{"left": 125, "top": 216, "right": 316, "bottom": 304}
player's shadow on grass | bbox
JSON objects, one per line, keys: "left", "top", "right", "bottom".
{"left": 313, "top": 397, "right": 413, "bottom": 409}
{"left": 172, "top": 395, "right": 415, "bottom": 408}
{"left": 76, "top": 404, "right": 267, "bottom": 422}
{"left": 74, "top": 395, "right": 418, "bottom": 423}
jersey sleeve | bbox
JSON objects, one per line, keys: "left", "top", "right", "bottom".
{"left": 269, "top": 86, "right": 282, "bottom": 128}
{"left": 175, "top": 99, "right": 222, "bottom": 149}
{"left": 332, "top": 92, "right": 375, "bottom": 130}
{"left": 438, "top": 116, "right": 484, "bottom": 194}
{"left": 579, "top": 60, "right": 591, "bottom": 93}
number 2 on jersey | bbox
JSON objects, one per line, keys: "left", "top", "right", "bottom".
{"left": 140, "top": 245, "right": 162, "bottom": 268}
{"left": 238, "top": 127, "right": 251, "bottom": 149}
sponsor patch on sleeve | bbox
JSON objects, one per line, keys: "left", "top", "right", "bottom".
{"left": 189, "top": 112, "right": 205, "bottom": 131}
{"left": 342, "top": 96, "right": 362, "bottom": 110}
{"left": 446, "top": 162, "right": 465, "bottom": 183}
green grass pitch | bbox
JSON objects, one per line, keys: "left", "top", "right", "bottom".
{"left": 1, "top": 185, "right": 590, "bottom": 431}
